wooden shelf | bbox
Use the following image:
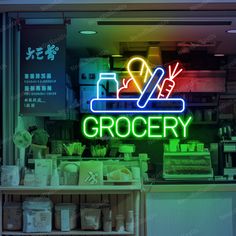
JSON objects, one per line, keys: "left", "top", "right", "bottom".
{"left": 0, "top": 185, "right": 141, "bottom": 195}
{"left": 2, "top": 230, "right": 133, "bottom": 235}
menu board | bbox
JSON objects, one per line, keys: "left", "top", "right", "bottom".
{"left": 20, "top": 25, "right": 66, "bottom": 116}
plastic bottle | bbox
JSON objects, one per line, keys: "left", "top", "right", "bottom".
{"left": 50, "top": 158, "right": 59, "bottom": 186}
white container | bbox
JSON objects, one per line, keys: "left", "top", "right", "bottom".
{"left": 131, "top": 167, "right": 141, "bottom": 180}
{"left": 169, "top": 139, "right": 180, "bottom": 152}
{"left": 188, "top": 141, "right": 197, "bottom": 152}
{"left": 1, "top": 165, "right": 20, "bottom": 186}
{"left": 126, "top": 210, "right": 134, "bottom": 233}
{"left": 180, "top": 144, "right": 188, "bottom": 152}
{"left": 103, "top": 209, "right": 112, "bottom": 232}
{"left": 23, "top": 198, "right": 52, "bottom": 233}
{"left": 24, "top": 171, "right": 35, "bottom": 186}
{"left": 197, "top": 143, "right": 204, "bottom": 152}
{"left": 80, "top": 208, "right": 101, "bottom": 230}
{"left": 98, "top": 73, "right": 118, "bottom": 98}
{"left": 34, "top": 174, "right": 48, "bottom": 187}
{"left": 116, "top": 214, "right": 125, "bottom": 232}
{"left": 64, "top": 163, "right": 79, "bottom": 185}
{"left": 55, "top": 203, "right": 77, "bottom": 231}
{"left": 50, "top": 168, "right": 60, "bottom": 186}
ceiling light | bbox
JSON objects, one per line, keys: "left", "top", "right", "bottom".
{"left": 112, "top": 55, "right": 123, "bottom": 58}
{"left": 79, "top": 30, "right": 97, "bottom": 35}
{"left": 226, "top": 29, "right": 236, "bottom": 34}
{"left": 214, "top": 53, "right": 225, "bottom": 57}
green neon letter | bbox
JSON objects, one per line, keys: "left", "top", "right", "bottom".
{"left": 100, "top": 116, "right": 115, "bottom": 137}
{"left": 83, "top": 116, "right": 99, "bottom": 138}
{"left": 178, "top": 116, "right": 192, "bottom": 138}
{"left": 132, "top": 116, "right": 147, "bottom": 138}
{"left": 148, "top": 117, "right": 162, "bottom": 138}
{"left": 164, "top": 116, "right": 178, "bottom": 138}
{"left": 116, "top": 116, "right": 131, "bottom": 138}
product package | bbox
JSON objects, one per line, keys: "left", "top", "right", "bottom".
{"left": 3, "top": 202, "right": 22, "bottom": 231}
{"left": 23, "top": 198, "right": 52, "bottom": 233}
{"left": 79, "top": 161, "right": 103, "bottom": 185}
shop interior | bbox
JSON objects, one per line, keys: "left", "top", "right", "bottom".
{"left": 46, "top": 12, "right": 236, "bottom": 180}
{"left": 2, "top": 10, "right": 236, "bottom": 236}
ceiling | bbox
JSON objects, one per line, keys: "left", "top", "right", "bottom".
{"left": 67, "top": 14, "right": 236, "bottom": 57}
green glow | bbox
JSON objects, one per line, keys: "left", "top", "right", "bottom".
{"left": 178, "top": 116, "right": 192, "bottom": 138}
{"left": 132, "top": 116, "right": 147, "bottom": 138}
{"left": 116, "top": 116, "right": 131, "bottom": 138}
{"left": 82, "top": 115, "right": 193, "bottom": 139}
{"left": 83, "top": 116, "right": 99, "bottom": 138}
{"left": 148, "top": 117, "right": 162, "bottom": 138}
{"left": 100, "top": 116, "right": 115, "bottom": 137}
{"left": 163, "top": 116, "right": 178, "bottom": 138}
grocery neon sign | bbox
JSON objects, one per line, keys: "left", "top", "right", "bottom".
{"left": 83, "top": 116, "right": 192, "bottom": 139}
{"left": 82, "top": 56, "right": 192, "bottom": 139}
{"left": 90, "top": 57, "right": 185, "bottom": 113}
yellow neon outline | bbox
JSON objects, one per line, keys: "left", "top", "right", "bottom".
{"left": 127, "top": 56, "right": 153, "bottom": 93}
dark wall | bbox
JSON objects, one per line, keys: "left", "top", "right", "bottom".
{"left": 0, "top": 14, "right": 2, "bottom": 160}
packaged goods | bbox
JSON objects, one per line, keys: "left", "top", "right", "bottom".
{"left": 1, "top": 165, "right": 20, "bottom": 186}
{"left": 55, "top": 203, "right": 78, "bottom": 231}
{"left": 81, "top": 207, "right": 101, "bottom": 230}
{"left": 23, "top": 198, "right": 52, "bottom": 233}
{"left": 3, "top": 202, "right": 22, "bottom": 231}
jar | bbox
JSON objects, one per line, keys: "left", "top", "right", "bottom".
{"left": 126, "top": 210, "right": 134, "bottom": 232}
{"left": 116, "top": 214, "right": 125, "bottom": 232}
{"left": 55, "top": 203, "right": 77, "bottom": 231}
{"left": 63, "top": 163, "right": 79, "bottom": 185}
{"left": 98, "top": 73, "right": 118, "bottom": 98}
{"left": 103, "top": 209, "right": 112, "bottom": 232}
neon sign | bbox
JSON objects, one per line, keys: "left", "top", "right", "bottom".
{"left": 82, "top": 56, "right": 192, "bottom": 139}
{"left": 83, "top": 116, "right": 192, "bottom": 139}
{"left": 90, "top": 57, "right": 185, "bottom": 113}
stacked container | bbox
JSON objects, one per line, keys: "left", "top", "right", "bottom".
{"left": 23, "top": 198, "right": 52, "bottom": 233}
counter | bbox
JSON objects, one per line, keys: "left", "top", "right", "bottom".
{"left": 144, "top": 183, "right": 236, "bottom": 236}
{"left": 144, "top": 183, "right": 236, "bottom": 193}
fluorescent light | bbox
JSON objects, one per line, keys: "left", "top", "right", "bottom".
{"left": 226, "top": 29, "right": 236, "bottom": 33}
{"left": 112, "top": 55, "right": 123, "bottom": 58}
{"left": 214, "top": 53, "right": 225, "bottom": 57}
{"left": 79, "top": 30, "right": 97, "bottom": 35}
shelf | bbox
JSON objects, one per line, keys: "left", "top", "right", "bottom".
{"left": 192, "top": 121, "right": 218, "bottom": 125}
{"left": 223, "top": 150, "right": 236, "bottom": 153}
{"left": 164, "top": 151, "right": 210, "bottom": 156}
{"left": 2, "top": 230, "right": 133, "bottom": 235}
{"left": 0, "top": 185, "right": 141, "bottom": 195}
{"left": 219, "top": 114, "right": 234, "bottom": 120}
{"left": 188, "top": 103, "right": 218, "bottom": 107}
{"left": 28, "top": 157, "right": 143, "bottom": 164}
{"left": 163, "top": 174, "right": 213, "bottom": 180}
{"left": 144, "top": 183, "right": 236, "bottom": 193}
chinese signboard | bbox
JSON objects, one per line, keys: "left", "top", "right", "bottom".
{"left": 20, "top": 25, "right": 66, "bottom": 116}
